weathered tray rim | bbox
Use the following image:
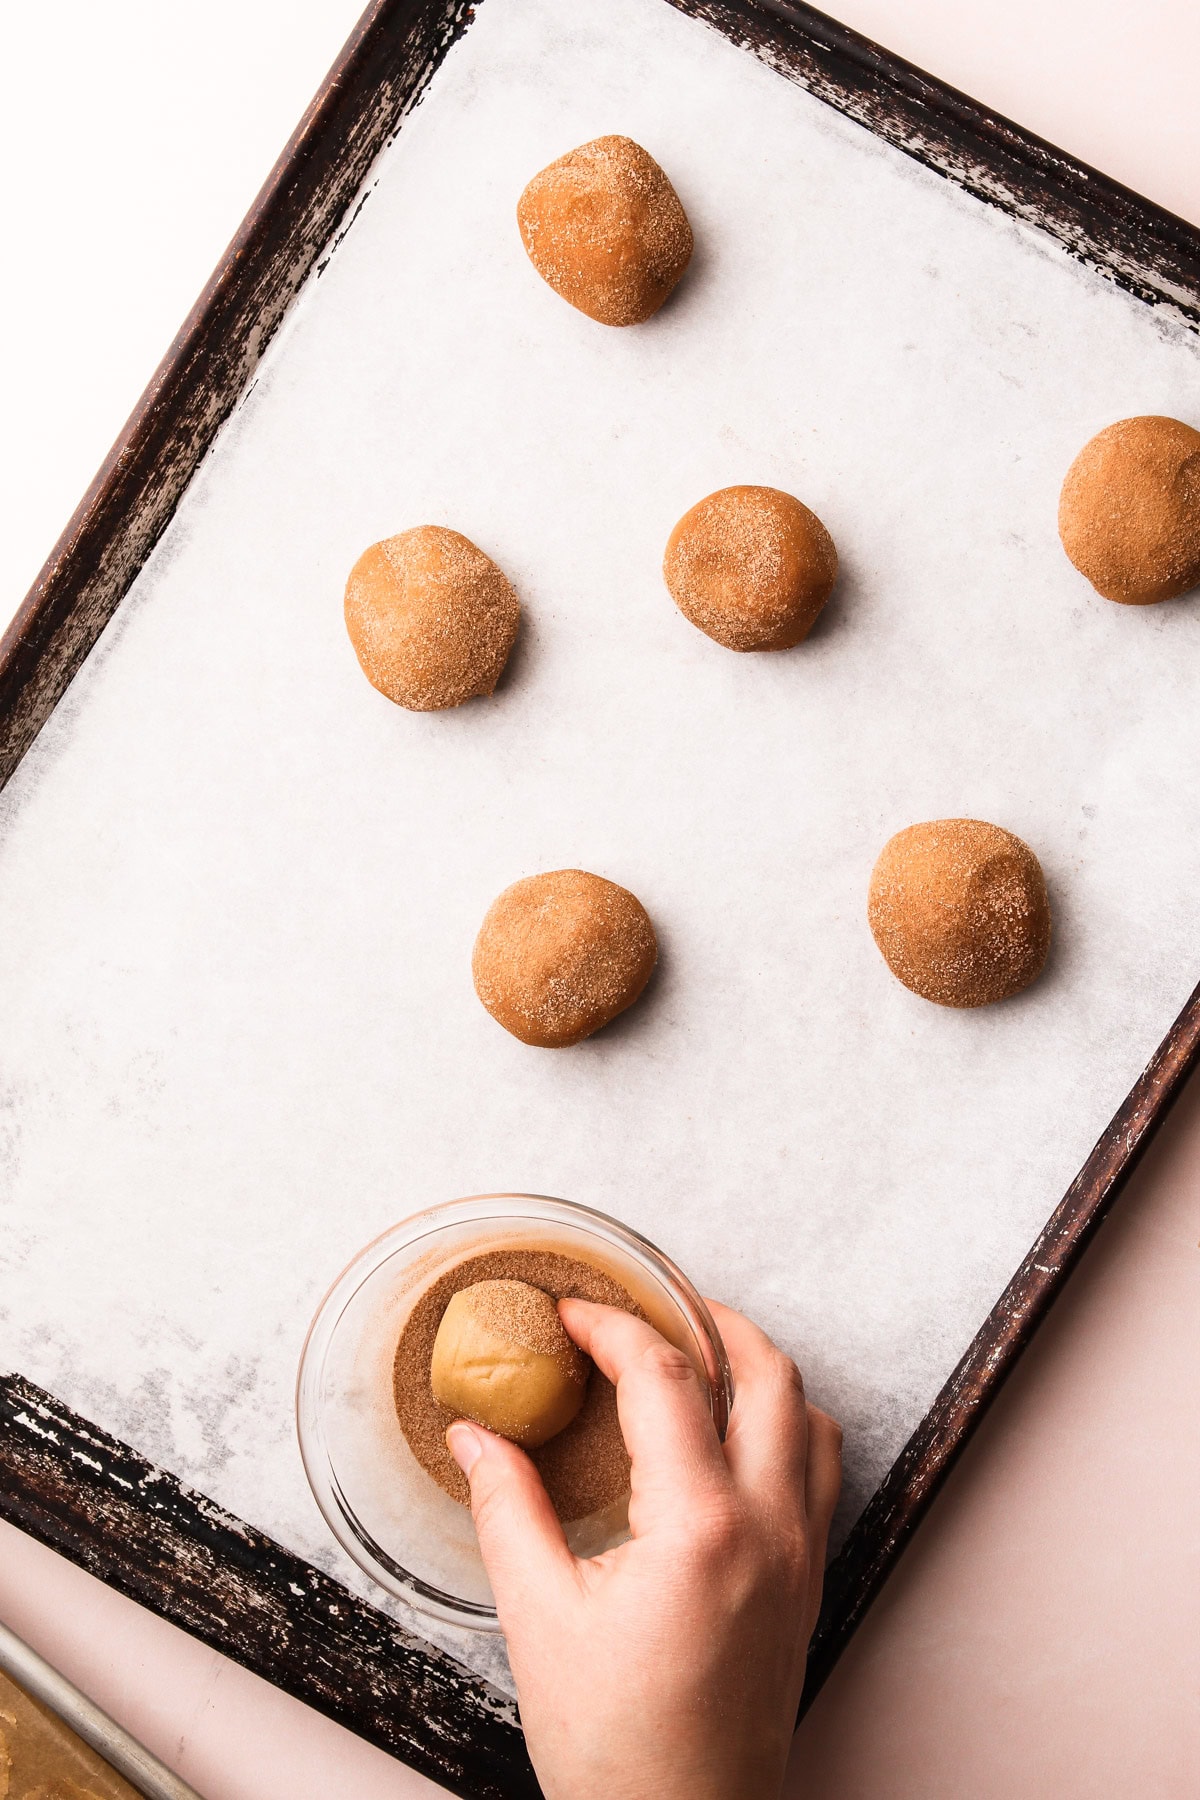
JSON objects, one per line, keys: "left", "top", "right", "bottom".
{"left": 3, "top": 0, "right": 1200, "bottom": 1787}
{"left": 0, "top": 1374, "right": 539, "bottom": 1800}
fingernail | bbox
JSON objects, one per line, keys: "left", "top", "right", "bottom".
{"left": 446, "top": 1421, "right": 482, "bottom": 1476}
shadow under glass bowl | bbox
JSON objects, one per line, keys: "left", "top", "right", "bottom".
{"left": 296, "top": 1193, "right": 732, "bottom": 1632}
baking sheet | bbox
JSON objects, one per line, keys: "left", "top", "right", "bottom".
{"left": 2, "top": 0, "right": 1200, "bottom": 1691}
{"left": 0, "top": 1668, "right": 142, "bottom": 1800}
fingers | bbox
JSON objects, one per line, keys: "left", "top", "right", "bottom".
{"left": 703, "top": 1300, "right": 843, "bottom": 1651}
{"left": 803, "top": 1405, "right": 843, "bottom": 1557}
{"left": 558, "top": 1300, "right": 729, "bottom": 1530}
{"left": 704, "top": 1299, "right": 809, "bottom": 1507}
{"left": 800, "top": 1406, "right": 843, "bottom": 1641}
{"left": 446, "top": 1421, "right": 577, "bottom": 1619}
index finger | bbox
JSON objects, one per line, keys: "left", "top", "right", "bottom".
{"left": 558, "top": 1299, "right": 729, "bottom": 1531}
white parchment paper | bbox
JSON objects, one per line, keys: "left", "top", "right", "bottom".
{"left": 3, "top": 0, "right": 1200, "bottom": 1689}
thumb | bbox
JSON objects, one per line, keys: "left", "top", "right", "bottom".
{"left": 447, "top": 1422, "right": 577, "bottom": 1618}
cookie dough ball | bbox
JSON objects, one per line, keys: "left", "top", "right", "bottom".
{"left": 868, "top": 819, "right": 1051, "bottom": 1008}
{"left": 430, "top": 1280, "right": 588, "bottom": 1447}
{"left": 1059, "top": 415, "right": 1200, "bottom": 605}
{"left": 517, "top": 135, "right": 693, "bottom": 326}
{"left": 344, "top": 526, "right": 520, "bottom": 711}
{"left": 473, "top": 869, "right": 657, "bottom": 1047}
{"left": 663, "top": 486, "right": 838, "bottom": 651}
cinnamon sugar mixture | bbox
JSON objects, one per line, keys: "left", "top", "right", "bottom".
{"left": 394, "top": 1249, "right": 642, "bottom": 1520}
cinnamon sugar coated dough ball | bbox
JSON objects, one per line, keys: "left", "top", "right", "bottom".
{"left": 1059, "top": 416, "right": 1200, "bottom": 604}
{"left": 430, "top": 1280, "right": 588, "bottom": 1448}
{"left": 473, "top": 869, "right": 657, "bottom": 1047}
{"left": 394, "top": 1247, "right": 638, "bottom": 1518}
{"left": 868, "top": 819, "right": 1051, "bottom": 1008}
{"left": 344, "top": 526, "right": 519, "bottom": 711}
{"left": 663, "top": 486, "right": 838, "bottom": 651}
{"left": 517, "top": 135, "right": 693, "bottom": 326}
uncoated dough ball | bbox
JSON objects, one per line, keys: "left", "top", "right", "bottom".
{"left": 868, "top": 819, "right": 1051, "bottom": 1008}
{"left": 473, "top": 869, "right": 657, "bottom": 1047}
{"left": 430, "top": 1280, "right": 588, "bottom": 1448}
{"left": 344, "top": 526, "right": 520, "bottom": 711}
{"left": 663, "top": 486, "right": 838, "bottom": 651}
{"left": 517, "top": 135, "right": 693, "bottom": 326}
{"left": 1058, "top": 415, "right": 1200, "bottom": 604}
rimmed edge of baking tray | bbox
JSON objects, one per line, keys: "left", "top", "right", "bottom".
{"left": 3, "top": 0, "right": 1200, "bottom": 1788}
{"left": 668, "top": 0, "right": 1200, "bottom": 324}
{"left": 0, "top": 0, "right": 480, "bottom": 793}
{"left": 0, "top": 1377, "right": 538, "bottom": 1799}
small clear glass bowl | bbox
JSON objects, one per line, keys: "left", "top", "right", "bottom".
{"left": 296, "top": 1194, "right": 732, "bottom": 1632}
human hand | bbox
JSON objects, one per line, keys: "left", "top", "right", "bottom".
{"left": 446, "top": 1298, "right": 842, "bottom": 1800}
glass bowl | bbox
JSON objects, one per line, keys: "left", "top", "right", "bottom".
{"left": 296, "top": 1193, "right": 732, "bottom": 1632}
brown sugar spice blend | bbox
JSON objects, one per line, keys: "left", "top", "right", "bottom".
{"left": 393, "top": 1249, "right": 642, "bottom": 1521}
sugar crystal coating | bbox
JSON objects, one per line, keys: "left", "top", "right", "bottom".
{"left": 1059, "top": 415, "right": 1200, "bottom": 605}
{"left": 663, "top": 485, "right": 838, "bottom": 651}
{"left": 344, "top": 525, "right": 519, "bottom": 710}
{"left": 472, "top": 869, "right": 657, "bottom": 1048}
{"left": 517, "top": 135, "right": 693, "bottom": 326}
{"left": 868, "top": 819, "right": 1050, "bottom": 1008}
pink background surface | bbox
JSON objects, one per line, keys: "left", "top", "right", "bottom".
{"left": 4, "top": 3, "right": 1200, "bottom": 1795}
